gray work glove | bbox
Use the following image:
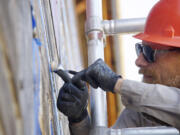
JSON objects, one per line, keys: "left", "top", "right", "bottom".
{"left": 57, "top": 81, "right": 88, "bottom": 123}
{"left": 72, "top": 58, "right": 121, "bottom": 93}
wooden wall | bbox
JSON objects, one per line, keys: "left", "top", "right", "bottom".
{"left": 0, "top": 0, "right": 83, "bottom": 135}
{"left": 0, "top": 0, "right": 33, "bottom": 134}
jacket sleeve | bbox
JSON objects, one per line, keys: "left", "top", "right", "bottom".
{"left": 119, "top": 80, "right": 180, "bottom": 130}
{"left": 69, "top": 115, "right": 91, "bottom": 135}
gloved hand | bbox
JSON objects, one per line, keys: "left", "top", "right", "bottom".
{"left": 57, "top": 80, "right": 88, "bottom": 123}
{"left": 72, "top": 58, "right": 121, "bottom": 93}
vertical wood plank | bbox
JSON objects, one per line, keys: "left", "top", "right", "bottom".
{"left": 0, "top": 0, "right": 33, "bottom": 135}
{"left": 103, "top": 0, "right": 118, "bottom": 127}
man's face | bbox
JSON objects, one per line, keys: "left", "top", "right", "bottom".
{"left": 135, "top": 41, "right": 180, "bottom": 88}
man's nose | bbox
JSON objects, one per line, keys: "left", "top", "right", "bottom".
{"left": 135, "top": 53, "right": 149, "bottom": 67}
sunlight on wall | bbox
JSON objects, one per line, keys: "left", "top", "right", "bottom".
{"left": 120, "top": 0, "right": 159, "bottom": 81}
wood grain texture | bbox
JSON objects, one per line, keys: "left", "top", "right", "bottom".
{"left": 0, "top": 0, "right": 33, "bottom": 135}
{"left": 0, "top": 0, "right": 84, "bottom": 134}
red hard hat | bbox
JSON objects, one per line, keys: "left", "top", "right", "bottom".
{"left": 134, "top": 0, "right": 180, "bottom": 48}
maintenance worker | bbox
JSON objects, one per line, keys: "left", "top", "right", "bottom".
{"left": 57, "top": 0, "right": 180, "bottom": 134}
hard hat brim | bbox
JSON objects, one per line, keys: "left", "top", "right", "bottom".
{"left": 134, "top": 33, "right": 180, "bottom": 49}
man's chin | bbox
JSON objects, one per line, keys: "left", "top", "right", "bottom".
{"left": 142, "top": 76, "right": 154, "bottom": 84}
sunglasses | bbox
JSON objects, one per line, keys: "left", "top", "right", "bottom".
{"left": 135, "top": 43, "right": 179, "bottom": 63}
{"left": 135, "top": 43, "right": 156, "bottom": 63}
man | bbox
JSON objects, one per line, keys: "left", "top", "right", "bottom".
{"left": 56, "top": 0, "right": 180, "bottom": 134}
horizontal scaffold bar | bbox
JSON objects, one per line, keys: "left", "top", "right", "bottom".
{"left": 102, "top": 18, "right": 146, "bottom": 35}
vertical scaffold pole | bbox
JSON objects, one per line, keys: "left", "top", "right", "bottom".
{"left": 86, "top": 0, "right": 108, "bottom": 127}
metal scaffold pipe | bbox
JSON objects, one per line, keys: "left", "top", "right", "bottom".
{"left": 103, "top": 18, "right": 146, "bottom": 35}
{"left": 86, "top": 0, "right": 108, "bottom": 127}
{"left": 90, "top": 126, "right": 180, "bottom": 135}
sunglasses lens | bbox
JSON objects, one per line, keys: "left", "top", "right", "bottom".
{"left": 143, "top": 46, "right": 155, "bottom": 63}
{"left": 135, "top": 43, "right": 155, "bottom": 63}
{"left": 135, "top": 43, "right": 142, "bottom": 56}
